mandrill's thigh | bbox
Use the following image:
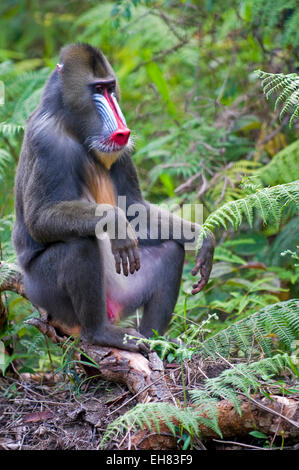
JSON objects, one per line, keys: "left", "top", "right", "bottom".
{"left": 23, "top": 238, "right": 105, "bottom": 329}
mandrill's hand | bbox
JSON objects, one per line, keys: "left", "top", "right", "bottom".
{"left": 191, "top": 232, "right": 215, "bottom": 295}
{"left": 110, "top": 222, "right": 140, "bottom": 276}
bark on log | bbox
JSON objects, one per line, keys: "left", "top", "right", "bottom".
{"left": 128, "top": 395, "right": 299, "bottom": 450}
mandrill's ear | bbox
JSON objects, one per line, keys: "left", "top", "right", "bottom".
{"left": 56, "top": 63, "right": 64, "bottom": 73}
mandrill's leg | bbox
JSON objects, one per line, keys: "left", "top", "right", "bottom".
{"left": 139, "top": 241, "right": 185, "bottom": 338}
{"left": 23, "top": 238, "right": 146, "bottom": 352}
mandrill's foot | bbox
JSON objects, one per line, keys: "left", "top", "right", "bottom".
{"left": 82, "top": 325, "right": 149, "bottom": 354}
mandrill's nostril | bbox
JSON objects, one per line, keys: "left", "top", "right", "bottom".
{"left": 109, "top": 128, "right": 131, "bottom": 146}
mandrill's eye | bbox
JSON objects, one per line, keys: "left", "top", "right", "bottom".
{"left": 107, "top": 84, "right": 116, "bottom": 94}
{"left": 95, "top": 86, "right": 103, "bottom": 94}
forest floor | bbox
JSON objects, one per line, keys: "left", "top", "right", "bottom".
{"left": 0, "top": 356, "right": 298, "bottom": 451}
{"left": 0, "top": 358, "right": 232, "bottom": 451}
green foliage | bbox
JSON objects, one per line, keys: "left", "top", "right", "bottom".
{"left": 252, "top": 0, "right": 299, "bottom": 50}
{"left": 101, "top": 400, "right": 221, "bottom": 448}
{"left": 147, "top": 297, "right": 299, "bottom": 362}
{"left": 256, "top": 70, "right": 299, "bottom": 126}
{"left": 0, "top": 65, "right": 49, "bottom": 131}
{"left": 0, "top": 215, "right": 15, "bottom": 259}
{"left": 255, "top": 139, "right": 299, "bottom": 186}
{"left": 172, "top": 231, "right": 298, "bottom": 342}
{"left": 0, "top": 123, "right": 24, "bottom": 137}
{"left": 0, "top": 262, "right": 19, "bottom": 288}
{"left": 265, "top": 217, "right": 299, "bottom": 267}
{"left": 201, "top": 300, "right": 299, "bottom": 358}
{"left": 199, "top": 181, "right": 299, "bottom": 243}
{"left": 0, "top": 148, "right": 14, "bottom": 183}
{"left": 101, "top": 353, "right": 294, "bottom": 446}
{"left": 0, "top": 1, "right": 298, "bottom": 450}
{"left": 190, "top": 354, "right": 295, "bottom": 411}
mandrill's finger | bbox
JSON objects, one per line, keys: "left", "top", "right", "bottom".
{"left": 192, "top": 263, "right": 212, "bottom": 294}
{"left": 127, "top": 248, "right": 136, "bottom": 274}
{"left": 191, "top": 258, "right": 202, "bottom": 276}
{"left": 120, "top": 250, "right": 129, "bottom": 276}
{"left": 133, "top": 246, "right": 141, "bottom": 271}
{"left": 113, "top": 252, "right": 121, "bottom": 274}
{"left": 191, "top": 279, "right": 206, "bottom": 295}
{"left": 191, "top": 250, "right": 206, "bottom": 276}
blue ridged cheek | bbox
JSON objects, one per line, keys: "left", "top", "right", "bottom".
{"left": 93, "top": 94, "right": 118, "bottom": 135}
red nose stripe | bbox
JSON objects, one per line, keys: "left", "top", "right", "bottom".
{"left": 104, "top": 89, "right": 131, "bottom": 146}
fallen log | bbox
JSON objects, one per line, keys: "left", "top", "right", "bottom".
{"left": 25, "top": 316, "right": 173, "bottom": 404}
{"left": 128, "top": 395, "right": 299, "bottom": 450}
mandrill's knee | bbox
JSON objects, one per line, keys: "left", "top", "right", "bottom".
{"left": 63, "top": 238, "right": 99, "bottom": 262}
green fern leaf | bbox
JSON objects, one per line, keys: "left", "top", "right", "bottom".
{"left": 201, "top": 300, "right": 299, "bottom": 358}
{"left": 256, "top": 70, "right": 299, "bottom": 127}
{"left": 200, "top": 181, "right": 299, "bottom": 243}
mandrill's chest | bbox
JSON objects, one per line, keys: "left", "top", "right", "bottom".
{"left": 83, "top": 158, "right": 116, "bottom": 205}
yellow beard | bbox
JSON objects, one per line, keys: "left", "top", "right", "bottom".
{"left": 94, "top": 149, "right": 121, "bottom": 170}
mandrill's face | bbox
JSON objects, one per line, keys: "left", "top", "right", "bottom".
{"left": 91, "top": 78, "right": 131, "bottom": 152}
{"left": 58, "top": 44, "right": 133, "bottom": 167}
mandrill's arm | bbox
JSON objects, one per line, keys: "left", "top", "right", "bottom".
{"left": 140, "top": 202, "right": 215, "bottom": 294}
{"left": 22, "top": 155, "right": 140, "bottom": 275}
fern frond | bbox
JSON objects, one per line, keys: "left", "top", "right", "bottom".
{"left": 100, "top": 400, "right": 221, "bottom": 448}
{"left": 206, "top": 160, "right": 260, "bottom": 204}
{"left": 255, "top": 139, "right": 299, "bottom": 186}
{"left": 0, "top": 148, "right": 14, "bottom": 181}
{"left": 201, "top": 300, "right": 299, "bottom": 358}
{"left": 252, "top": 1, "right": 299, "bottom": 49}
{"left": 190, "top": 354, "right": 293, "bottom": 413}
{"left": 256, "top": 70, "right": 299, "bottom": 126}
{"left": 101, "top": 354, "right": 294, "bottom": 447}
{"left": 0, "top": 262, "right": 20, "bottom": 288}
{"left": 0, "top": 122, "right": 24, "bottom": 136}
{"left": 200, "top": 181, "right": 299, "bottom": 243}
